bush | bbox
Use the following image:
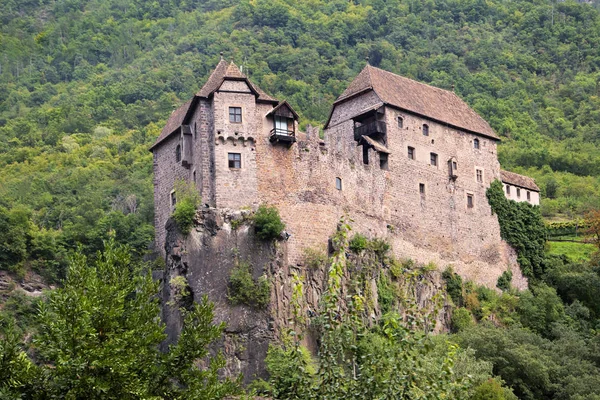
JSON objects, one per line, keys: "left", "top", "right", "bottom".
{"left": 228, "top": 261, "right": 270, "bottom": 308}
{"left": 471, "top": 378, "right": 518, "bottom": 400}
{"left": 303, "top": 246, "right": 327, "bottom": 269}
{"left": 349, "top": 233, "right": 368, "bottom": 253}
{"left": 451, "top": 307, "right": 473, "bottom": 333}
{"left": 172, "top": 180, "right": 200, "bottom": 234}
{"left": 377, "top": 274, "right": 395, "bottom": 315}
{"left": 496, "top": 270, "right": 513, "bottom": 292}
{"left": 253, "top": 205, "right": 285, "bottom": 241}
{"left": 443, "top": 267, "right": 464, "bottom": 306}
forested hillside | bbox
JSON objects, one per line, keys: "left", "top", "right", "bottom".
{"left": 3, "top": 1, "right": 600, "bottom": 399}
{"left": 1, "top": 0, "right": 600, "bottom": 276}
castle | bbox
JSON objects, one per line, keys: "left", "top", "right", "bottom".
{"left": 151, "top": 58, "right": 539, "bottom": 289}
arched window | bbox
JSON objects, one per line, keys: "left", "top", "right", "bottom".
{"left": 335, "top": 177, "right": 342, "bottom": 190}
{"left": 474, "top": 138, "right": 480, "bottom": 149}
{"left": 422, "top": 124, "right": 429, "bottom": 136}
{"left": 397, "top": 116, "right": 404, "bottom": 129}
{"left": 175, "top": 145, "right": 181, "bottom": 162}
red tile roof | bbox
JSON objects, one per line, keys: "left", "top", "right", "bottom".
{"left": 500, "top": 170, "right": 540, "bottom": 192}
{"left": 331, "top": 65, "right": 498, "bottom": 140}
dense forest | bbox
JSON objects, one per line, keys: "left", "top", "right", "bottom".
{"left": 2, "top": 0, "right": 600, "bottom": 398}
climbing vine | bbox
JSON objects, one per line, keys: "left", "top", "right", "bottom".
{"left": 487, "top": 180, "right": 546, "bottom": 278}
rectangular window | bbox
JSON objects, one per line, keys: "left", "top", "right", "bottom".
{"left": 363, "top": 145, "right": 369, "bottom": 165}
{"left": 229, "top": 107, "right": 242, "bottom": 123}
{"left": 517, "top": 188, "right": 521, "bottom": 198}
{"left": 430, "top": 152, "right": 438, "bottom": 166}
{"left": 506, "top": 185, "right": 511, "bottom": 195}
{"left": 380, "top": 153, "right": 389, "bottom": 170}
{"left": 398, "top": 116, "right": 404, "bottom": 129}
{"left": 467, "top": 194, "right": 474, "bottom": 208}
{"left": 336, "top": 177, "right": 342, "bottom": 190}
{"left": 228, "top": 153, "right": 241, "bottom": 169}
{"left": 408, "top": 146, "right": 415, "bottom": 160}
{"left": 527, "top": 191, "right": 531, "bottom": 201}
{"left": 476, "top": 169, "right": 483, "bottom": 183}
{"left": 419, "top": 183, "right": 425, "bottom": 195}
{"left": 170, "top": 191, "right": 177, "bottom": 207}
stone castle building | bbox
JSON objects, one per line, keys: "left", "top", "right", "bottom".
{"left": 151, "top": 59, "right": 540, "bottom": 289}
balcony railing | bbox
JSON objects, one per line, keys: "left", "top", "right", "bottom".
{"left": 269, "top": 128, "right": 296, "bottom": 144}
{"left": 354, "top": 120, "right": 386, "bottom": 141}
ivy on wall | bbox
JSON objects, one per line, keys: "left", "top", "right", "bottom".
{"left": 486, "top": 180, "right": 546, "bottom": 278}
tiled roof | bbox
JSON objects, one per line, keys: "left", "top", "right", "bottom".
{"left": 500, "top": 170, "right": 540, "bottom": 192}
{"left": 149, "top": 99, "right": 193, "bottom": 150}
{"left": 361, "top": 135, "right": 390, "bottom": 154}
{"left": 151, "top": 60, "right": 277, "bottom": 150}
{"left": 333, "top": 65, "right": 498, "bottom": 140}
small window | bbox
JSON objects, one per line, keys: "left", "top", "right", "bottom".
{"left": 474, "top": 138, "right": 480, "bottom": 149}
{"left": 476, "top": 169, "right": 483, "bottom": 183}
{"left": 467, "top": 194, "right": 474, "bottom": 208}
{"left": 506, "top": 185, "right": 511, "bottom": 195}
{"left": 527, "top": 191, "right": 531, "bottom": 201}
{"left": 516, "top": 188, "right": 521, "bottom": 198}
{"left": 419, "top": 183, "right": 425, "bottom": 195}
{"left": 229, "top": 107, "right": 242, "bottom": 123}
{"left": 423, "top": 124, "right": 429, "bottom": 136}
{"left": 380, "top": 153, "right": 389, "bottom": 170}
{"left": 453, "top": 161, "right": 458, "bottom": 171}
{"left": 430, "top": 152, "right": 438, "bottom": 166}
{"left": 397, "top": 116, "right": 404, "bottom": 129}
{"left": 170, "top": 191, "right": 177, "bottom": 207}
{"left": 336, "top": 177, "right": 342, "bottom": 190}
{"left": 193, "top": 170, "right": 196, "bottom": 182}
{"left": 176, "top": 144, "right": 181, "bottom": 162}
{"left": 363, "top": 145, "right": 369, "bottom": 165}
{"left": 408, "top": 146, "right": 415, "bottom": 160}
{"left": 228, "top": 153, "right": 241, "bottom": 169}
{"left": 194, "top": 122, "right": 197, "bottom": 139}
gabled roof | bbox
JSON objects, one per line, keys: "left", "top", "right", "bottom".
{"left": 265, "top": 100, "right": 299, "bottom": 119}
{"left": 328, "top": 65, "right": 499, "bottom": 140}
{"left": 151, "top": 60, "right": 278, "bottom": 150}
{"left": 500, "top": 170, "right": 540, "bottom": 192}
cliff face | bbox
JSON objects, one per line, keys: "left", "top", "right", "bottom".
{"left": 161, "top": 207, "right": 454, "bottom": 382}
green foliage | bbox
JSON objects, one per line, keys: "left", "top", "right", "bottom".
{"left": 376, "top": 273, "right": 395, "bottom": 315}
{"left": 487, "top": 180, "right": 546, "bottom": 277}
{"left": 265, "top": 341, "right": 315, "bottom": 399}
{"left": 227, "top": 260, "right": 270, "bottom": 308}
{"left": 302, "top": 246, "right": 328, "bottom": 269}
{"left": 496, "top": 270, "right": 513, "bottom": 292}
{"left": 443, "top": 266, "right": 464, "bottom": 307}
{"left": 172, "top": 179, "right": 201, "bottom": 234}
{"left": 253, "top": 205, "right": 285, "bottom": 241}
{"left": 451, "top": 308, "right": 474, "bottom": 333}
{"left": 517, "top": 283, "right": 566, "bottom": 337}
{"left": 33, "top": 239, "right": 240, "bottom": 399}
{"left": 471, "top": 378, "right": 518, "bottom": 400}
{"left": 0, "top": 317, "right": 37, "bottom": 398}
{"left": 349, "top": 233, "right": 368, "bottom": 253}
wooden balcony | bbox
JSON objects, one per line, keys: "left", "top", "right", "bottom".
{"left": 354, "top": 120, "right": 386, "bottom": 141}
{"left": 269, "top": 128, "right": 296, "bottom": 144}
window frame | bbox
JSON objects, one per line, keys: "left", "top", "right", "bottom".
{"left": 467, "top": 193, "right": 474, "bottom": 209}
{"left": 397, "top": 116, "right": 404, "bottom": 129}
{"left": 170, "top": 190, "right": 177, "bottom": 207}
{"left": 419, "top": 183, "right": 425, "bottom": 195}
{"left": 175, "top": 144, "right": 181, "bottom": 162}
{"left": 527, "top": 191, "right": 531, "bottom": 201}
{"left": 229, "top": 107, "right": 242, "bottom": 123}
{"left": 430, "top": 152, "right": 438, "bottom": 167}
{"left": 516, "top": 188, "right": 521, "bottom": 198}
{"left": 408, "top": 146, "right": 415, "bottom": 160}
{"left": 228, "top": 152, "right": 242, "bottom": 169}
{"left": 422, "top": 124, "right": 429, "bottom": 136}
{"left": 474, "top": 138, "right": 480, "bottom": 149}
{"left": 335, "top": 177, "right": 342, "bottom": 191}
{"left": 506, "top": 185, "right": 511, "bottom": 195}
{"left": 476, "top": 169, "right": 483, "bottom": 183}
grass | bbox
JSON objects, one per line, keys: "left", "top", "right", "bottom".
{"left": 546, "top": 240, "right": 596, "bottom": 262}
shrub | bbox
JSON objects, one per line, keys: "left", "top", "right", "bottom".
{"left": 451, "top": 307, "right": 473, "bottom": 333}
{"left": 228, "top": 261, "right": 270, "bottom": 308}
{"left": 368, "top": 238, "right": 390, "bottom": 258}
{"left": 253, "top": 205, "right": 285, "bottom": 241}
{"left": 442, "top": 267, "right": 464, "bottom": 306}
{"left": 496, "top": 270, "right": 513, "bottom": 292}
{"left": 303, "top": 246, "right": 327, "bottom": 269}
{"left": 377, "top": 274, "right": 395, "bottom": 315}
{"left": 471, "top": 378, "right": 518, "bottom": 400}
{"left": 389, "top": 257, "right": 403, "bottom": 280}
{"left": 349, "top": 233, "right": 368, "bottom": 253}
{"left": 172, "top": 180, "right": 200, "bottom": 234}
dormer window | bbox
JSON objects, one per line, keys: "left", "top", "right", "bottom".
{"left": 268, "top": 101, "right": 298, "bottom": 144}
{"left": 423, "top": 124, "right": 429, "bottom": 136}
